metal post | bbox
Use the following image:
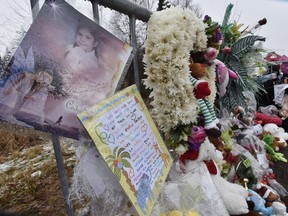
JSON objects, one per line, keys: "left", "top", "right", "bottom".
{"left": 91, "top": 1, "right": 100, "bottom": 24}
{"left": 30, "top": 0, "right": 40, "bottom": 21}
{"left": 129, "top": 15, "right": 141, "bottom": 91}
{"left": 92, "top": 0, "right": 152, "bottom": 22}
{"left": 29, "top": 2, "right": 74, "bottom": 215}
{"left": 51, "top": 134, "right": 74, "bottom": 216}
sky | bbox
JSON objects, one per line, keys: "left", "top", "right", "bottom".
{"left": 0, "top": 0, "right": 288, "bottom": 56}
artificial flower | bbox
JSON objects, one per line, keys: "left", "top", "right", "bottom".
{"left": 143, "top": 6, "right": 211, "bottom": 133}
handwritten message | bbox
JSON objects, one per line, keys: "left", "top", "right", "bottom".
{"left": 78, "top": 85, "right": 172, "bottom": 216}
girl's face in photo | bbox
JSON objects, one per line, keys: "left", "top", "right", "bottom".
{"left": 76, "top": 27, "right": 98, "bottom": 52}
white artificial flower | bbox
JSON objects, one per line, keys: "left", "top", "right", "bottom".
{"left": 143, "top": 6, "right": 214, "bottom": 133}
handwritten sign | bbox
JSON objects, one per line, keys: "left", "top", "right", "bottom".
{"left": 78, "top": 85, "right": 173, "bottom": 216}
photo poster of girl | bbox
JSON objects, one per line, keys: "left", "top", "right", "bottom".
{"left": 0, "top": 0, "right": 133, "bottom": 139}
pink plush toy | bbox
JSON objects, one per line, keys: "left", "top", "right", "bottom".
{"left": 214, "top": 59, "right": 238, "bottom": 97}
{"left": 204, "top": 47, "right": 238, "bottom": 97}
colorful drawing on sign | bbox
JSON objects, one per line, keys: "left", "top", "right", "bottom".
{"left": 0, "top": 0, "right": 132, "bottom": 139}
{"left": 78, "top": 85, "right": 173, "bottom": 216}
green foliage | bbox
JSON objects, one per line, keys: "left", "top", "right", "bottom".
{"left": 218, "top": 28, "right": 266, "bottom": 112}
{"left": 167, "top": 123, "right": 193, "bottom": 149}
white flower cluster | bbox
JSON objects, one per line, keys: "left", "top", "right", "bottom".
{"left": 143, "top": 6, "right": 216, "bottom": 132}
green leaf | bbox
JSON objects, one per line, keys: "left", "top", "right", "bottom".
{"left": 113, "top": 146, "right": 119, "bottom": 157}
{"left": 172, "top": 130, "right": 181, "bottom": 143}
{"left": 105, "top": 155, "right": 116, "bottom": 161}
{"left": 114, "top": 166, "right": 121, "bottom": 181}
{"left": 122, "top": 159, "right": 132, "bottom": 168}
{"left": 227, "top": 59, "right": 248, "bottom": 86}
{"left": 117, "top": 147, "right": 125, "bottom": 158}
{"left": 221, "top": 3, "right": 234, "bottom": 28}
{"left": 230, "top": 36, "right": 265, "bottom": 59}
{"left": 120, "top": 151, "right": 131, "bottom": 159}
{"left": 106, "top": 158, "right": 115, "bottom": 164}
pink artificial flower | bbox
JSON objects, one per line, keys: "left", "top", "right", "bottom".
{"left": 222, "top": 46, "right": 232, "bottom": 55}
{"left": 204, "top": 47, "right": 218, "bottom": 62}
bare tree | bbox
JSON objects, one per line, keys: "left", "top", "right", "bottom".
{"left": 109, "top": 0, "right": 202, "bottom": 50}
{"left": 109, "top": 0, "right": 156, "bottom": 49}
{"left": 169, "top": 0, "right": 202, "bottom": 17}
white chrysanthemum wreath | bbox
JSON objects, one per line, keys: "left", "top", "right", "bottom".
{"left": 143, "top": 6, "right": 216, "bottom": 133}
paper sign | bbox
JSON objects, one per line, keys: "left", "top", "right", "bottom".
{"left": 274, "top": 84, "right": 288, "bottom": 106}
{"left": 78, "top": 85, "right": 173, "bottom": 216}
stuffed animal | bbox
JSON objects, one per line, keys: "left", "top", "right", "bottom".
{"left": 261, "top": 134, "right": 287, "bottom": 162}
{"left": 271, "top": 201, "right": 288, "bottom": 216}
{"left": 214, "top": 59, "right": 238, "bottom": 97}
{"left": 184, "top": 138, "right": 250, "bottom": 215}
{"left": 253, "top": 124, "right": 264, "bottom": 136}
{"left": 203, "top": 47, "right": 238, "bottom": 98}
{"left": 261, "top": 132, "right": 287, "bottom": 152}
{"left": 256, "top": 184, "right": 281, "bottom": 207}
{"left": 189, "top": 58, "right": 221, "bottom": 138}
{"left": 247, "top": 189, "right": 273, "bottom": 216}
{"left": 263, "top": 123, "right": 288, "bottom": 146}
{"left": 255, "top": 112, "right": 282, "bottom": 126}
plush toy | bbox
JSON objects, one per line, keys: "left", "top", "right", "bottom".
{"left": 203, "top": 47, "right": 238, "bottom": 97}
{"left": 263, "top": 123, "right": 288, "bottom": 146}
{"left": 256, "top": 184, "right": 281, "bottom": 207}
{"left": 253, "top": 124, "right": 264, "bottom": 136}
{"left": 207, "top": 136, "right": 225, "bottom": 152}
{"left": 247, "top": 189, "right": 273, "bottom": 216}
{"left": 261, "top": 134, "right": 287, "bottom": 162}
{"left": 255, "top": 112, "right": 282, "bottom": 126}
{"left": 184, "top": 138, "right": 250, "bottom": 215}
{"left": 189, "top": 58, "right": 221, "bottom": 138}
{"left": 271, "top": 201, "right": 288, "bottom": 216}
{"left": 261, "top": 132, "right": 287, "bottom": 152}
{"left": 179, "top": 126, "right": 206, "bottom": 166}
{"left": 214, "top": 59, "right": 238, "bottom": 97}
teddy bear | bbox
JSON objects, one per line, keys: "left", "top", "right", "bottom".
{"left": 188, "top": 56, "right": 221, "bottom": 138}
{"left": 261, "top": 132, "right": 287, "bottom": 152}
{"left": 263, "top": 123, "right": 288, "bottom": 147}
{"left": 256, "top": 183, "right": 282, "bottom": 207}
{"left": 261, "top": 133, "right": 287, "bottom": 162}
